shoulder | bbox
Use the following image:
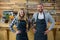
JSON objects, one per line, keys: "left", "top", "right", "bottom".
{"left": 33, "top": 12, "right": 38, "bottom": 16}
{"left": 12, "top": 16, "right": 18, "bottom": 22}
{"left": 44, "top": 11, "right": 51, "bottom": 16}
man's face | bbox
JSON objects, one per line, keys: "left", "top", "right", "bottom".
{"left": 37, "top": 5, "right": 44, "bottom": 12}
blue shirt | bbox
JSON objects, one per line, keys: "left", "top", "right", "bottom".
{"left": 32, "top": 11, "right": 55, "bottom": 30}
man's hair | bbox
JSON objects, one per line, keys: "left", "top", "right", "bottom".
{"left": 37, "top": 3, "right": 44, "bottom": 6}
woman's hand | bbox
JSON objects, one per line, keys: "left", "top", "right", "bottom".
{"left": 16, "top": 30, "right": 21, "bottom": 34}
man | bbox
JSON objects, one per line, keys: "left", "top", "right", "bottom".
{"left": 32, "top": 4, "right": 55, "bottom": 40}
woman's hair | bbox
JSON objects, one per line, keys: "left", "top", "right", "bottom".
{"left": 17, "top": 8, "right": 26, "bottom": 20}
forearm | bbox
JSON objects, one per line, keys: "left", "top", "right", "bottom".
{"left": 9, "top": 19, "right": 16, "bottom": 33}
{"left": 31, "top": 18, "right": 36, "bottom": 29}
{"left": 48, "top": 13, "right": 55, "bottom": 30}
{"left": 9, "top": 27, "right": 16, "bottom": 33}
{"left": 9, "top": 23, "right": 16, "bottom": 33}
{"left": 48, "top": 22, "right": 55, "bottom": 30}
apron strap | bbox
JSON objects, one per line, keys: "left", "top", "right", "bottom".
{"left": 37, "top": 13, "right": 39, "bottom": 20}
{"left": 43, "top": 12, "right": 45, "bottom": 19}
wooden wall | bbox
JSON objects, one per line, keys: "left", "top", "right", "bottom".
{"left": 0, "top": 0, "right": 60, "bottom": 40}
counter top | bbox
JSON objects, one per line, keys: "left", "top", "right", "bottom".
{"left": 0, "top": 22, "right": 60, "bottom": 29}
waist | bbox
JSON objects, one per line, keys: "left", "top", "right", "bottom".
{"left": 36, "top": 27, "right": 47, "bottom": 31}
{"left": 17, "top": 29, "right": 26, "bottom": 32}
{"left": 17, "top": 30, "right": 27, "bottom": 33}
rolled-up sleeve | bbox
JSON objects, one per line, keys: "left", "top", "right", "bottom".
{"left": 31, "top": 13, "right": 37, "bottom": 29}
{"left": 9, "top": 17, "right": 17, "bottom": 32}
{"left": 48, "top": 13, "right": 55, "bottom": 30}
{"left": 32, "top": 13, "right": 37, "bottom": 24}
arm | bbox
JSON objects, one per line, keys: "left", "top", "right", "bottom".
{"left": 44, "top": 13, "right": 55, "bottom": 35}
{"left": 48, "top": 13, "right": 55, "bottom": 30}
{"left": 31, "top": 13, "right": 37, "bottom": 29}
{"left": 27, "top": 18, "right": 31, "bottom": 30}
{"left": 32, "top": 14, "right": 37, "bottom": 33}
{"left": 9, "top": 17, "right": 17, "bottom": 33}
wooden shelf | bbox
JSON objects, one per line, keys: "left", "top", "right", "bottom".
{"left": 56, "top": 10, "right": 60, "bottom": 13}
{"left": 0, "top": 2, "right": 15, "bottom": 5}
{"left": 55, "top": 22, "right": 60, "bottom": 25}
{"left": 0, "top": 7, "right": 12, "bottom": 10}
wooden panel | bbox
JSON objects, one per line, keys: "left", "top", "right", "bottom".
{"left": 56, "top": 30, "right": 60, "bottom": 40}
{"left": 9, "top": 31, "right": 16, "bottom": 40}
{"left": 0, "top": 29, "right": 7, "bottom": 40}
{"left": 48, "top": 31, "right": 54, "bottom": 40}
{"left": 27, "top": 28, "right": 34, "bottom": 40}
{"left": 10, "top": 0, "right": 26, "bottom": 3}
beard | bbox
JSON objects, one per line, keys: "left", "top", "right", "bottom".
{"left": 38, "top": 9, "right": 43, "bottom": 13}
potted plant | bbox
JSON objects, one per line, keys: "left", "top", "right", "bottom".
{"left": 5, "top": 14, "right": 9, "bottom": 23}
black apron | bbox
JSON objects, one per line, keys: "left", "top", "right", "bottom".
{"left": 34, "top": 13, "right": 47, "bottom": 40}
{"left": 16, "top": 20, "right": 28, "bottom": 40}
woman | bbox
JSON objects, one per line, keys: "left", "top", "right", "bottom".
{"left": 9, "top": 9, "right": 28, "bottom": 40}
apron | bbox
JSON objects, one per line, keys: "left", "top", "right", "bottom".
{"left": 16, "top": 20, "right": 28, "bottom": 40}
{"left": 34, "top": 13, "right": 47, "bottom": 40}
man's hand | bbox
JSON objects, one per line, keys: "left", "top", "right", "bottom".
{"left": 44, "top": 30, "right": 50, "bottom": 35}
{"left": 33, "top": 28, "right": 37, "bottom": 33}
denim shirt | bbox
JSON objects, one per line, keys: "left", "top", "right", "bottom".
{"left": 9, "top": 16, "right": 19, "bottom": 32}
{"left": 32, "top": 11, "right": 55, "bottom": 30}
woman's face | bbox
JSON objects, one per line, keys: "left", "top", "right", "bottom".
{"left": 19, "top": 10, "right": 25, "bottom": 17}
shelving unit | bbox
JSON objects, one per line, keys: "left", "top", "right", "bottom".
{"left": 0, "top": 0, "right": 59, "bottom": 22}
{"left": 0, "top": 0, "right": 59, "bottom": 28}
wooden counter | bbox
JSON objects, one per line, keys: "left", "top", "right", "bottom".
{"left": 0, "top": 22, "right": 60, "bottom": 40}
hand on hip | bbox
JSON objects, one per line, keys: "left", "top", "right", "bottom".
{"left": 16, "top": 30, "right": 21, "bottom": 34}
